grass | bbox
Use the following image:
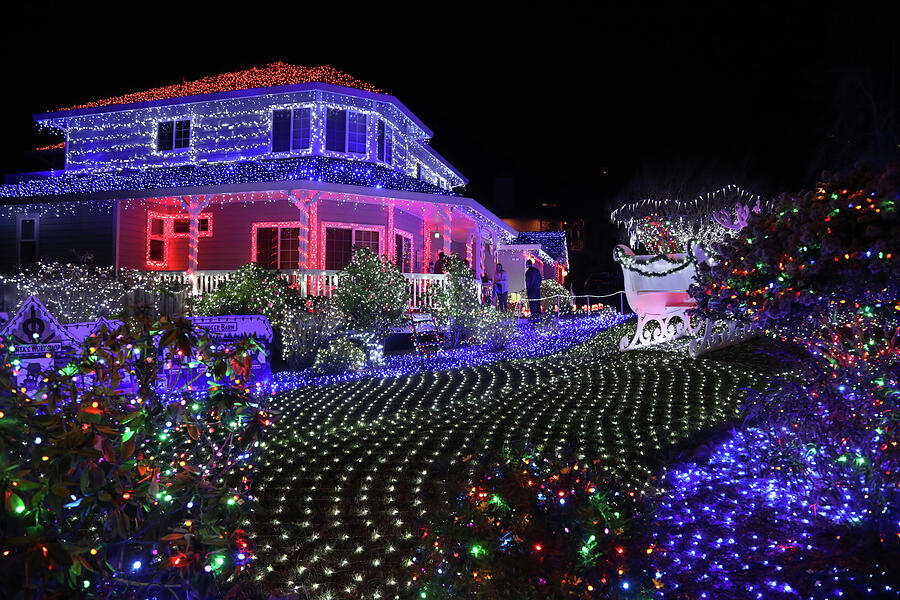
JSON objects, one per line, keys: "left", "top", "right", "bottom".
{"left": 247, "top": 322, "right": 781, "bottom": 599}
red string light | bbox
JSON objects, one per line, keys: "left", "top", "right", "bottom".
{"left": 55, "top": 62, "right": 384, "bottom": 112}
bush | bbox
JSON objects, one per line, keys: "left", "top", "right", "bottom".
{"left": 280, "top": 303, "right": 345, "bottom": 370}
{"left": 192, "top": 263, "right": 301, "bottom": 328}
{"left": 540, "top": 279, "right": 573, "bottom": 314}
{"left": 1, "top": 261, "right": 190, "bottom": 323}
{"left": 431, "top": 255, "right": 482, "bottom": 348}
{"left": 474, "top": 306, "right": 518, "bottom": 352}
{"left": 0, "top": 316, "right": 272, "bottom": 599}
{"left": 312, "top": 336, "right": 367, "bottom": 374}
{"left": 330, "top": 247, "right": 409, "bottom": 339}
{"left": 412, "top": 446, "right": 653, "bottom": 599}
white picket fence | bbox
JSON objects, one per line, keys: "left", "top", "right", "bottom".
{"left": 156, "top": 270, "right": 451, "bottom": 310}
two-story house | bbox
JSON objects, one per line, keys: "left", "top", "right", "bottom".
{"left": 0, "top": 63, "right": 566, "bottom": 302}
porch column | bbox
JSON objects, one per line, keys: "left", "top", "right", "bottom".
{"left": 290, "top": 190, "right": 321, "bottom": 269}
{"left": 386, "top": 204, "right": 395, "bottom": 263}
{"left": 423, "top": 219, "right": 431, "bottom": 273}
{"left": 474, "top": 227, "right": 483, "bottom": 280}
{"left": 442, "top": 204, "right": 451, "bottom": 257}
{"left": 179, "top": 195, "right": 209, "bottom": 287}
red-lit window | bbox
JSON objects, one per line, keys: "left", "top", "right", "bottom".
{"left": 252, "top": 222, "right": 303, "bottom": 270}
{"left": 146, "top": 211, "right": 213, "bottom": 269}
{"left": 394, "top": 232, "right": 412, "bottom": 272}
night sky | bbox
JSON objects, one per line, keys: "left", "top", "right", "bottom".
{"left": 2, "top": 6, "right": 897, "bottom": 264}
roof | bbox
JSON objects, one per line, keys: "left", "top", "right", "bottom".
{"left": 0, "top": 156, "right": 455, "bottom": 201}
{"left": 52, "top": 63, "right": 383, "bottom": 112}
{"left": 508, "top": 231, "right": 569, "bottom": 266}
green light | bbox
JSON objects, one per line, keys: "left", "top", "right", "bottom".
{"left": 470, "top": 544, "right": 484, "bottom": 557}
{"left": 15, "top": 505, "right": 25, "bottom": 514}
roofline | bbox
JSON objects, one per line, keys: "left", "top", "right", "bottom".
{"left": 33, "top": 82, "right": 434, "bottom": 138}
{"left": 0, "top": 178, "right": 516, "bottom": 236}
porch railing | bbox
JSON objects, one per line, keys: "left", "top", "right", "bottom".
{"left": 156, "top": 270, "right": 452, "bottom": 310}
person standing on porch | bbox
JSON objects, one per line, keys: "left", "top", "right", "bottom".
{"left": 525, "top": 259, "right": 542, "bottom": 321}
{"left": 494, "top": 263, "right": 509, "bottom": 312}
{"left": 433, "top": 251, "right": 446, "bottom": 274}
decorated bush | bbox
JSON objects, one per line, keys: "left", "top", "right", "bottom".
{"left": 0, "top": 315, "right": 272, "bottom": 599}
{"left": 473, "top": 307, "right": 519, "bottom": 352}
{"left": 192, "top": 263, "right": 302, "bottom": 328}
{"left": 412, "top": 446, "right": 653, "bottom": 599}
{"left": 330, "top": 247, "right": 409, "bottom": 340}
{"left": 430, "top": 255, "right": 482, "bottom": 348}
{"left": 0, "top": 261, "right": 190, "bottom": 323}
{"left": 540, "top": 279, "right": 574, "bottom": 315}
{"left": 658, "top": 165, "right": 900, "bottom": 597}
{"left": 311, "top": 335, "right": 367, "bottom": 374}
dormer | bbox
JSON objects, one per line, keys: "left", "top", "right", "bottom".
{"left": 33, "top": 63, "right": 467, "bottom": 190}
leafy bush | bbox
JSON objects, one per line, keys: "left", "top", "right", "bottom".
{"left": 0, "top": 316, "right": 272, "bottom": 599}
{"left": 540, "top": 279, "right": 573, "bottom": 314}
{"left": 474, "top": 306, "right": 519, "bottom": 352}
{"left": 1, "top": 261, "right": 190, "bottom": 323}
{"left": 412, "top": 446, "right": 653, "bottom": 599}
{"left": 192, "top": 263, "right": 302, "bottom": 328}
{"left": 312, "top": 336, "right": 367, "bottom": 374}
{"left": 280, "top": 303, "right": 345, "bottom": 370}
{"left": 330, "top": 247, "right": 409, "bottom": 339}
{"left": 431, "top": 255, "right": 482, "bottom": 348}
{"left": 687, "top": 164, "right": 900, "bottom": 539}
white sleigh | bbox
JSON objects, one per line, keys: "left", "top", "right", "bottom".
{"left": 614, "top": 242, "right": 757, "bottom": 356}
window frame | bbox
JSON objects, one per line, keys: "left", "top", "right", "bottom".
{"left": 394, "top": 230, "right": 413, "bottom": 273}
{"left": 270, "top": 106, "right": 313, "bottom": 154}
{"left": 324, "top": 108, "right": 368, "bottom": 156}
{"left": 251, "top": 221, "right": 305, "bottom": 270}
{"left": 319, "top": 221, "right": 385, "bottom": 270}
{"left": 156, "top": 118, "right": 192, "bottom": 153}
{"left": 377, "top": 119, "right": 394, "bottom": 165}
{"left": 16, "top": 214, "right": 39, "bottom": 266}
{"left": 146, "top": 211, "right": 213, "bottom": 269}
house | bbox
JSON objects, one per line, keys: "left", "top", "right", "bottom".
{"left": 0, "top": 63, "right": 567, "bottom": 304}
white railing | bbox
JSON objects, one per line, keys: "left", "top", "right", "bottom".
{"left": 156, "top": 270, "right": 451, "bottom": 310}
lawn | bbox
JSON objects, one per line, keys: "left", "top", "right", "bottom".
{"left": 249, "top": 323, "right": 777, "bottom": 599}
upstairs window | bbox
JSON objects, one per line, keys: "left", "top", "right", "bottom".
{"left": 377, "top": 120, "right": 393, "bottom": 164}
{"left": 271, "top": 107, "right": 311, "bottom": 152}
{"left": 157, "top": 119, "right": 191, "bottom": 152}
{"left": 325, "top": 108, "right": 367, "bottom": 154}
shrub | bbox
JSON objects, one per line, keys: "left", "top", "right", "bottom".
{"left": 1, "top": 261, "right": 190, "bottom": 323}
{"left": 474, "top": 306, "right": 519, "bottom": 352}
{"left": 0, "top": 316, "right": 272, "bottom": 599}
{"left": 312, "top": 336, "right": 367, "bottom": 374}
{"left": 540, "top": 279, "right": 573, "bottom": 314}
{"left": 192, "top": 263, "right": 301, "bottom": 328}
{"left": 330, "top": 247, "right": 409, "bottom": 339}
{"left": 431, "top": 256, "right": 482, "bottom": 348}
{"left": 280, "top": 303, "right": 345, "bottom": 370}
{"left": 412, "top": 446, "right": 653, "bottom": 599}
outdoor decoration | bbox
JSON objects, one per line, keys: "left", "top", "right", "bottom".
{"left": 430, "top": 255, "right": 483, "bottom": 348}
{"left": 0, "top": 316, "right": 272, "bottom": 598}
{"left": 540, "top": 279, "right": 574, "bottom": 315}
{"left": 411, "top": 447, "right": 653, "bottom": 599}
{"left": 610, "top": 185, "right": 768, "bottom": 253}
{"left": 657, "top": 165, "right": 900, "bottom": 597}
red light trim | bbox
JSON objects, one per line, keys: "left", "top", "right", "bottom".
{"left": 250, "top": 221, "right": 308, "bottom": 268}
{"left": 57, "top": 63, "right": 383, "bottom": 111}
{"left": 146, "top": 210, "right": 213, "bottom": 270}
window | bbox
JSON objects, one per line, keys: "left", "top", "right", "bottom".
{"left": 325, "top": 108, "right": 367, "bottom": 154}
{"left": 157, "top": 119, "right": 190, "bottom": 152}
{"left": 254, "top": 224, "right": 302, "bottom": 270}
{"left": 394, "top": 233, "right": 412, "bottom": 272}
{"left": 17, "top": 216, "right": 38, "bottom": 266}
{"left": 146, "top": 212, "right": 213, "bottom": 268}
{"left": 325, "top": 227, "right": 353, "bottom": 270}
{"left": 347, "top": 112, "right": 367, "bottom": 154}
{"left": 377, "top": 120, "right": 393, "bottom": 164}
{"left": 324, "top": 226, "right": 381, "bottom": 270}
{"left": 271, "top": 107, "right": 312, "bottom": 152}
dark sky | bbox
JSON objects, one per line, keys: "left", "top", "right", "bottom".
{"left": 2, "top": 5, "right": 898, "bottom": 225}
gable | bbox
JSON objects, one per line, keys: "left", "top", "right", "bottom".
{"left": 0, "top": 296, "right": 79, "bottom": 356}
